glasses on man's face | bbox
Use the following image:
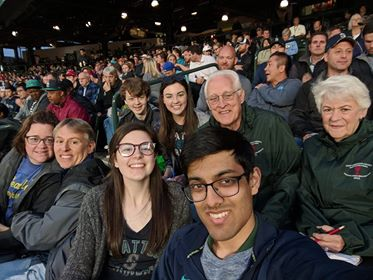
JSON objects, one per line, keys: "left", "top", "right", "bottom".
{"left": 25, "top": 136, "right": 54, "bottom": 146}
{"left": 206, "top": 88, "right": 241, "bottom": 106}
{"left": 117, "top": 142, "right": 156, "bottom": 157}
{"left": 183, "top": 173, "right": 246, "bottom": 202}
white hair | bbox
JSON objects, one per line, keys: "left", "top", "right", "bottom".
{"left": 204, "top": 70, "right": 242, "bottom": 98}
{"left": 313, "top": 75, "right": 371, "bottom": 113}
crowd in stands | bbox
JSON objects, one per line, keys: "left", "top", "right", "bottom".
{"left": 1, "top": 4, "right": 373, "bottom": 279}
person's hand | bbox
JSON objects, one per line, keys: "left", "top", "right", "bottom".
{"left": 0, "top": 223, "right": 9, "bottom": 232}
{"left": 312, "top": 225, "right": 345, "bottom": 253}
{"left": 103, "top": 81, "right": 111, "bottom": 93}
{"left": 162, "top": 166, "right": 173, "bottom": 179}
{"left": 107, "top": 107, "right": 113, "bottom": 118}
{"left": 302, "top": 73, "right": 312, "bottom": 83}
{"left": 234, "top": 64, "right": 244, "bottom": 71}
{"left": 196, "top": 77, "right": 205, "bottom": 85}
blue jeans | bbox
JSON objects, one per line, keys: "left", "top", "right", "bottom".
{"left": 103, "top": 117, "right": 115, "bottom": 145}
{"left": 0, "top": 256, "right": 45, "bottom": 279}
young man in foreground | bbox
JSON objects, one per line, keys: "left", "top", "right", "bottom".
{"left": 153, "top": 127, "right": 371, "bottom": 279}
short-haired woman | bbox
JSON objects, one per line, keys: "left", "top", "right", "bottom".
{"left": 297, "top": 75, "right": 373, "bottom": 260}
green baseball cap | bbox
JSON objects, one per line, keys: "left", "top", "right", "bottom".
{"left": 25, "top": 79, "right": 42, "bottom": 89}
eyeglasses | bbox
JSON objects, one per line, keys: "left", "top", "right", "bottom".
{"left": 25, "top": 136, "right": 54, "bottom": 146}
{"left": 183, "top": 173, "right": 246, "bottom": 202}
{"left": 117, "top": 142, "right": 156, "bottom": 157}
{"left": 206, "top": 88, "right": 241, "bottom": 106}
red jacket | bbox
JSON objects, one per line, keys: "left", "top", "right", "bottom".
{"left": 47, "top": 95, "right": 90, "bottom": 123}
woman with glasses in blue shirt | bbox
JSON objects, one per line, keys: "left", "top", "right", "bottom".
{"left": 0, "top": 111, "right": 61, "bottom": 276}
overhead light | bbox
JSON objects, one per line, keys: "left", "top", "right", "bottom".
{"left": 49, "top": 43, "right": 55, "bottom": 47}
{"left": 191, "top": 11, "right": 197, "bottom": 16}
{"left": 181, "top": 26, "right": 187, "bottom": 32}
{"left": 280, "top": 0, "right": 288, "bottom": 8}
{"left": 155, "top": 21, "right": 161, "bottom": 26}
{"left": 85, "top": 21, "right": 92, "bottom": 27}
{"left": 11, "top": 30, "right": 18, "bottom": 37}
{"left": 121, "top": 12, "right": 128, "bottom": 19}
{"left": 151, "top": 0, "right": 159, "bottom": 7}
{"left": 53, "top": 25, "right": 60, "bottom": 31}
{"left": 221, "top": 15, "right": 228, "bottom": 21}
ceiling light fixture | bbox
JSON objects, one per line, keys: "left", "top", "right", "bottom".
{"left": 181, "top": 26, "right": 187, "bottom": 32}
{"left": 85, "top": 21, "right": 92, "bottom": 27}
{"left": 151, "top": 0, "right": 159, "bottom": 7}
{"left": 11, "top": 30, "right": 18, "bottom": 37}
{"left": 221, "top": 15, "right": 228, "bottom": 21}
{"left": 280, "top": 0, "right": 289, "bottom": 8}
{"left": 155, "top": 21, "right": 161, "bottom": 26}
{"left": 191, "top": 11, "right": 197, "bottom": 16}
{"left": 53, "top": 25, "right": 60, "bottom": 31}
{"left": 121, "top": 12, "right": 128, "bottom": 19}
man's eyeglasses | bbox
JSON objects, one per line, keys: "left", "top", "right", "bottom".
{"left": 117, "top": 142, "right": 156, "bottom": 157}
{"left": 183, "top": 173, "right": 246, "bottom": 202}
{"left": 25, "top": 136, "right": 54, "bottom": 146}
{"left": 206, "top": 88, "right": 241, "bottom": 106}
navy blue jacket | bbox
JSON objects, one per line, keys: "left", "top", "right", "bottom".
{"left": 153, "top": 214, "right": 371, "bottom": 280}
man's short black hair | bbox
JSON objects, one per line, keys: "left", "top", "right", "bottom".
{"left": 181, "top": 127, "right": 255, "bottom": 175}
{"left": 270, "top": 52, "right": 292, "bottom": 76}
{"left": 16, "top": 82, "right": 26, "bottom": 90}
{"left": 185, "top": 45, "right": 202, "bottom": 55}
{"left": 309, "top": 31, "right": 327, "bottom": 43}
{"left": 363, "top": 20, "right": 373, "bottom": 36}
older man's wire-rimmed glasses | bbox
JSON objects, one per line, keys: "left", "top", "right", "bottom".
{"left": 183, "top": 173, "right": 246, "bottom": 202}
{"left": 206, "top": 88, "right": 241, "bottom": 106}
{"left": 117, "top": 142, "right": 156, "bottom": 157}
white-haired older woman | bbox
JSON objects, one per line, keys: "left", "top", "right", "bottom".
{"left": 297, "top": 75, "right": 373, "bottom": 262}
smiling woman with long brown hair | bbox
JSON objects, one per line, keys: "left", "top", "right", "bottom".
{"left": 61, "top": 122, "right": 190, "bottom": 279}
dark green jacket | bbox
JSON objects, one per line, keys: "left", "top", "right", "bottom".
{"left": 202, "top": 104, "right": 301, "bottom": 227}
{"left": 297, "top": 119, "right": 373, "bottom": 256}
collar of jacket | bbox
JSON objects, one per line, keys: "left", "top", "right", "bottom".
{"left": 123, "top": 103, "right": 157, "bottom": 123}
{"left": 209, "top": 103, "right": 255, "bottom": 132}
{"left": 185, "top": 214, "right": 279, "bottom": 275}
{"left": 318, "top": 119, "right": 373, "bottom": 150}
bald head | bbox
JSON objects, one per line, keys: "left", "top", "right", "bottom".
{"left": 217, "top": 45, "right": 238, "bottom": 70}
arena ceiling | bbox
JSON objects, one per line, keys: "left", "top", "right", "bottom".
{"left": 0, "top": 0, "right": 364, "bottom": 48}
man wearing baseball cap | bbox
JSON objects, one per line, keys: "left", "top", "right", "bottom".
{"left": 162, "top": 61, "right": 176, "bottom": 77}
{"left": 290, "top": 32, "right": 373, "bottom": 141}
{"left": 45, "top": 79, "right": 90, "bottom": 122}
{"left": 14, "top": 79, "right": 49, "bottom": 122}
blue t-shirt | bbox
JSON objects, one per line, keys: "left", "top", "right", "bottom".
{"left": 5, "top": 157, "right": 43, "bottom": 223}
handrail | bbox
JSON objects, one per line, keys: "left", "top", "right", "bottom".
{"left": 111, "top": 62, "right": 218, "bottom": 130}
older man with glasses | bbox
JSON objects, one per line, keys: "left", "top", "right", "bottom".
{"left": 201, "top": 70, "right": 300, "bottom": 229}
